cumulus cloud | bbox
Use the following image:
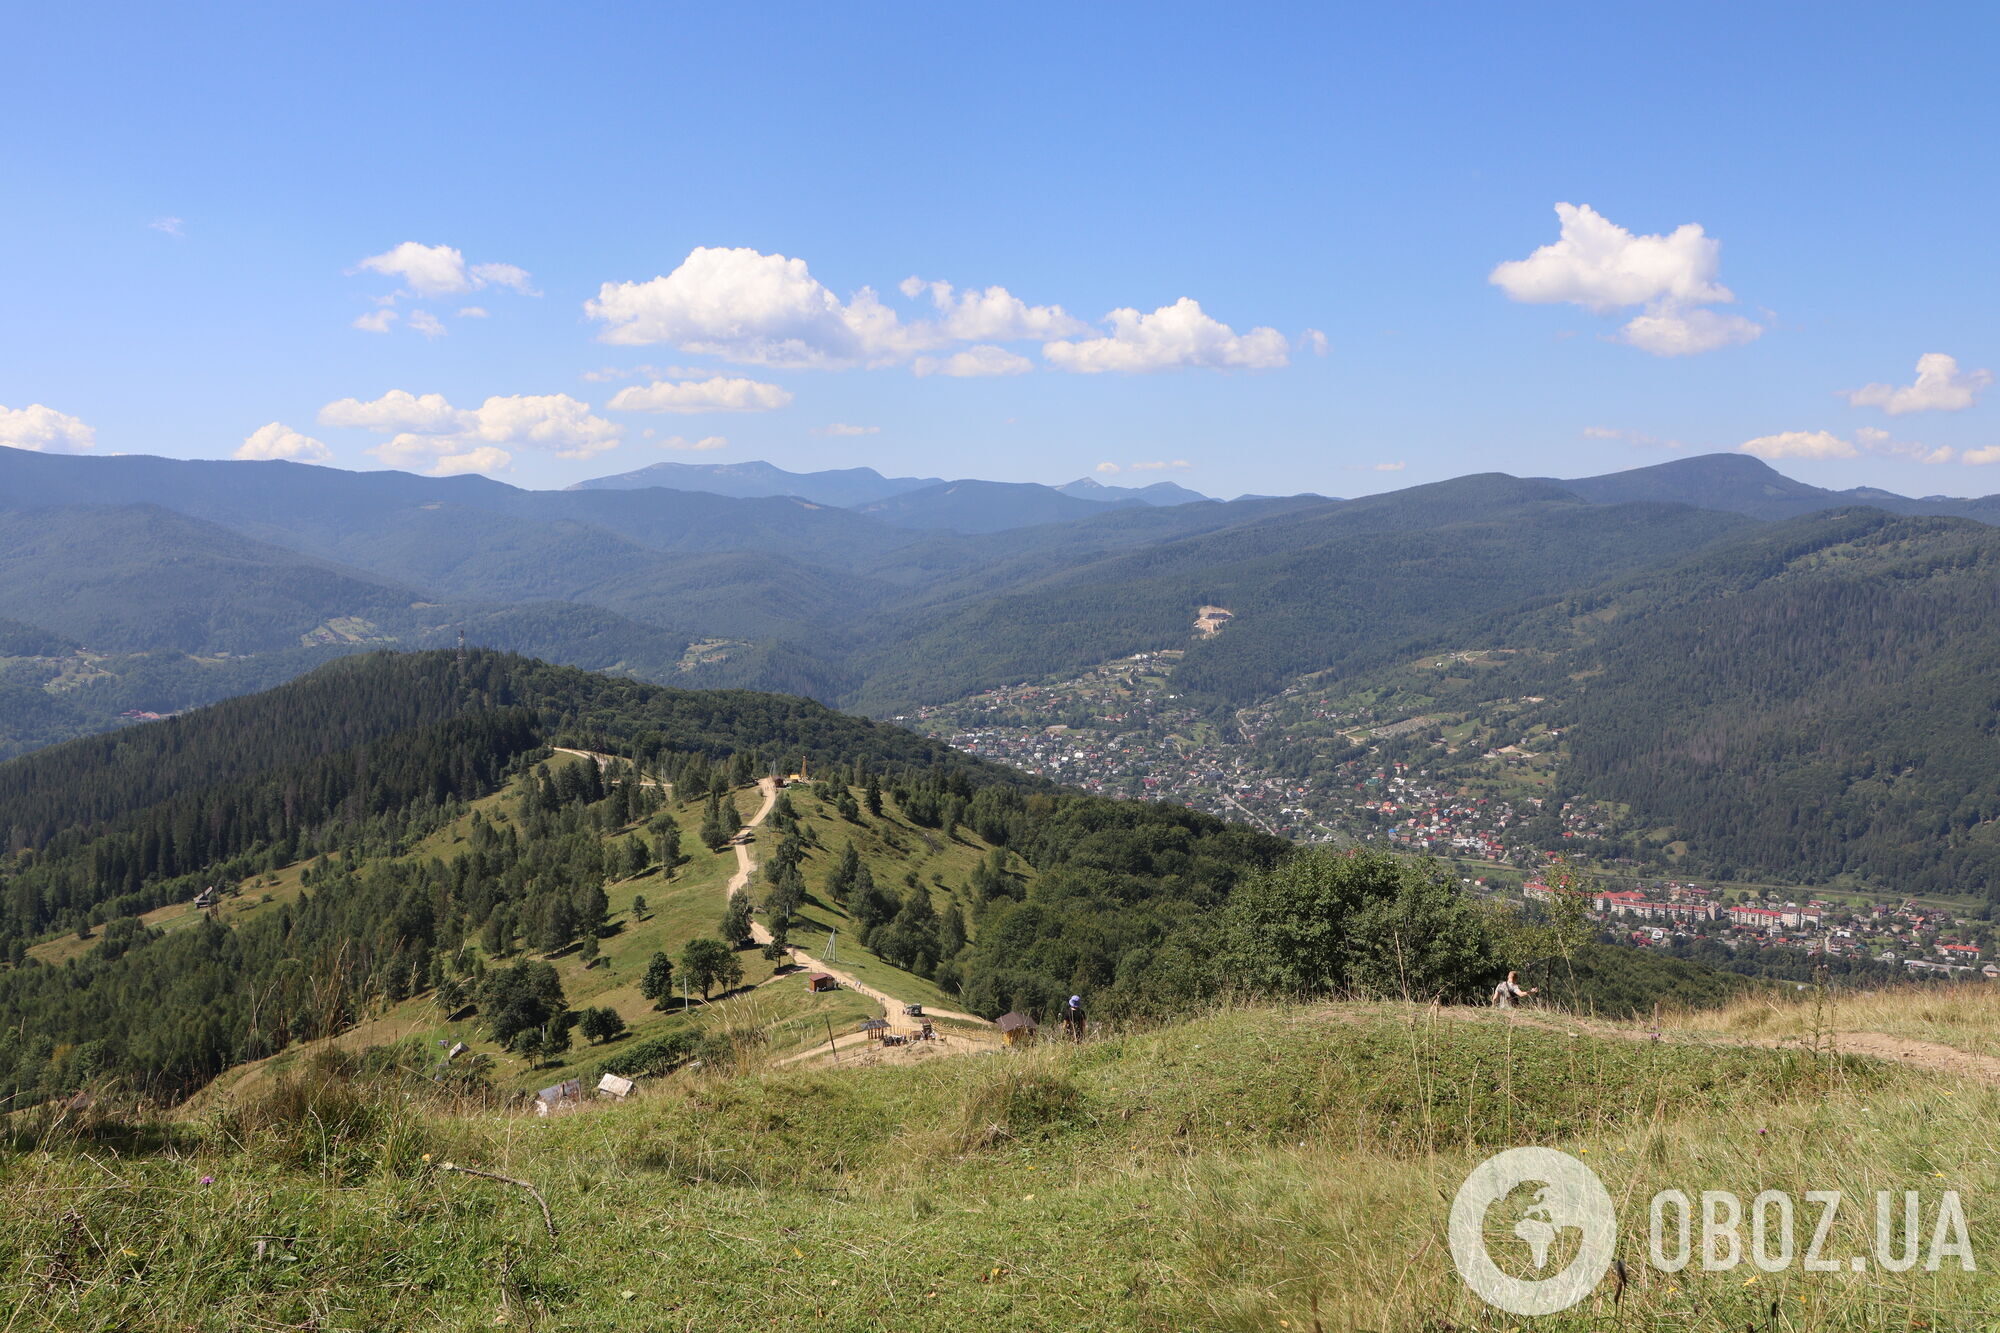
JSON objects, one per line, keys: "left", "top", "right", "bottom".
{"left": 913, "top": 345, "right": 1033, "bottom": 378}
{"left": 430, "top": 446, "right": 513, "bottom": 476}
{"left": 354, "top": 242, "right": 537, "bottom": 297}
{"left": 589, "top": 246, "right": 1296, "bottom": 376}
{"left": 586, "top": 246, "right": 915, "bottom": 367}
{"left": 319, "top": 389, "right": 466, "bottom": 433}
{"left": 1964, "top": 446, "right": 2000, "bottom": 466}
{"left": 236, "top": 422, "right": 331, "bottom": 462}
{"left": 1043, "top": 298, "right": 1290, "bottom": 373}
{"left": 149, "top": 216, "right": 185, "bottom": 238}
{"left": 1855, "top": 425, "right": 1956, "bottom": 464}
{"left": 606, "top": 375, "right": 793, "bottom": 414}
{"left": 0, "top": 403, "right": 95, "bottom": 453}
{"left": 1739, "top": 430, "right": 1858, "bottom": 461}
{"left": 1302, "top": 329, "right": 1329, "bottom": 356}
{"left": 901, "top": 277, "right": 1088, "bottom": 343}
{"left": 658, "top": 434, "right": 729, "bottom": 452}
{"left": 812, "top": 423, "right": 879, "bottom": 436}
{"left": 1842, "top": 353, "right": 1993, "bottom": 415}
{"left": 1491, "top": 203, "right": 1762, "bottom": 356}
{"left": 319, "top": 389, "right": 622, "bottom": 475}
{"left": 1617, "top": 306, "right": 1763, "bottom": 356}
{"left": 350, "top": 243, "right": 538, "bottom": 336}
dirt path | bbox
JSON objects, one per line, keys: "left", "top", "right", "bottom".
{"left": 722, "top": 779, "right": 992, "bottom": 1055}
{"left": 1430, "top": 1005, "right": 2000, "bottom": 1084}
{"left": 554, "top": 747, "right": 670, "bottom": 791}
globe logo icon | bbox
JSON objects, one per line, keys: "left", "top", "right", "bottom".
{"left": 1448, "top": 1147, "right": 1618, "bottom": 1315}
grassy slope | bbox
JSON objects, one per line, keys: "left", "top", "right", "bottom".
{"left": 198, "top": 755, "right": 1015, "bottom": 1102}
{"left": 11, "top": 993, "right": 1999, "bottom": 1331}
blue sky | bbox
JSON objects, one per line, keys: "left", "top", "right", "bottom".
{"left": 3, "top": 2, "right": 1995, "bottom": 497}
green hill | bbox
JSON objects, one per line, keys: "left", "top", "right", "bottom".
{"left": 6, "top": 994, "right": 1987, "bottom": 1331}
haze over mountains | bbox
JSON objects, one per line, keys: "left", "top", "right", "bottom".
{"left": 12, "top": 441, "right": 2000, "bottom": 895}
{"left": 572, "top": 458, "right": 1216, "bottom": 531}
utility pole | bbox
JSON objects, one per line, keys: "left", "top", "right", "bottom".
{"left": 825, "top": 928, "right": 837, "bottom": 964}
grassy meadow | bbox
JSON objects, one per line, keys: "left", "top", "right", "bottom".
{"left": 7, "top": 990, "right": 2000, "bottom": 1330}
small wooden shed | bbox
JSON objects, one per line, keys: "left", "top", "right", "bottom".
{"left": 807, "top": 972, "right": 838, "bottom": 992}
{"left": 858, "top": 1018, "right": 890, "bottom": 1042}
{"left": 996, "top": 1012, "right": 1038, "bottom": 1047}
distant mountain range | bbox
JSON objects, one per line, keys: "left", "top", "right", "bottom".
{"left": 570, "top": 457, "right": 1215, "bottom": 528}
{"left": 13, "top": 442, "right": 2000, "bottom": 897}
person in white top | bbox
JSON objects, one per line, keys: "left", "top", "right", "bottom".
{"left": 1490, "top": 970, "right": 1538, "bottom": 1009}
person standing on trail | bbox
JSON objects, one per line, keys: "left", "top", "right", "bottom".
{"left": 1065, "top": 994, "right": 1085, "bottom": 1041}
{"left": 1490, "top": 970, "right": 1537, "bottom": 1010}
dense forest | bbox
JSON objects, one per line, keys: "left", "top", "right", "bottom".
{"left": 0, "top": 650, "right": 1729, "bottom": 1109}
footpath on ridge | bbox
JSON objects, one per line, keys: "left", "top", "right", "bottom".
{"left": 724, "top": 778, "right": 995, "bottom": 1065}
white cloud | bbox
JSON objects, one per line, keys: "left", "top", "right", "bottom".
{"left": 1738, "top": 430, "right": 1858, "bottom": 461}
{"left": 1094, "top": 461, "right": 1122, "bottom": 475}
{"left": 590, "top": 246, "right": 1292, "bottom": 376}
{"left": 1964, "top": 446, "right": 2000, "bottom": 466}
{"left": 586, "top": 246, "right": 914, "bottom": 367}
{"left": 904, "top": 278, "right": 1088, "bottom": 343}
{"left": 1616, "top": 305, "right": 1763, "bottom": 356}
{"left": 148, "top": 216, "right": 184, "bottom": 238}
{"left": 349, "top": 244, "right": 539, "bottom": 338}
{"left": 812, "top": 423, "right": 879, "bottom": 437}
{"left": 1043, "top": 298, "right": 1290, "bottom": 373}
{"left": 319, "top": 389, "right": 466, "bottom": 433}
{"left": 1855, "top": 425, "right": 1956, "bottom": 464}
{"left": 430, "top": 446, "right": 513, "bottom": 476}
{"left": 236, "top": 422, "right": 331, "bottom": 462}
{"left": 658, "top": 435, "right": 729, "bottom": 451}
{"left": 321, "top": 390, "right": 622, "bottom": 475}
{"left": 606, "top": 375, "right": 794, "bottom": 414}
{"left": 1491, "top": 203, "right": 1761, "bottom": 356}
{"left": 469, "top": 262, "right": 537, "bottom": 295}
{"left": 0, "top": 403, "right": 95, "bottom": 453}
{"left": 1127, "top": 459, "right": 1192, "bottom": 472}
{"left": 1302, "top": 329, "right": 1329, "bottom": 356}
{"left": 913, "top": 345, "right": 1033, "bottom": 378}
{"left": 1842, "top": 353, "right": 1993, "bottom": 415}
{"left": 1342, "top": 460, "right": 1407, "bottom": 472}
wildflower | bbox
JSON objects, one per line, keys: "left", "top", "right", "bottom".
{"left": 198, "top": 1175, "right": 214, "bottom": 1186}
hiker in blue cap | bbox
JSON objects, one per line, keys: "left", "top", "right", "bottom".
{"left": 1063, "top": 993, "right": 1085, "bottom": 1042}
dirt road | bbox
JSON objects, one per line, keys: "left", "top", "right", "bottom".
{"left": 724, "top": 778, "right": 991, "bottom": 1052}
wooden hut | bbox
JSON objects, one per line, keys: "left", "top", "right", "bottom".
{"left": 807, "top": 972, "right": 838, "bottom": 993}
{"left": 858, "top": 1018, "right": 890, "bottom": 1043}
{"left": 996, "top": 1012, "right": 1038, "bottom": 1047}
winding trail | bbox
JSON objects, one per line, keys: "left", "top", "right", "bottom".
{"left": 1433, "top": 1005, "right": 2000, "bottom": 1084}
{"left": 723, "top": 779, "right": 991, "bottom": 1056}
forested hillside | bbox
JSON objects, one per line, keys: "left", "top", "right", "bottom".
{"left": 0, "top": 650, "right": 1732, "bottom": 1109}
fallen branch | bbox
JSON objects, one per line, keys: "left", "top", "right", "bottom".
{"left": 436, "top": 1162, "right": 558, "bottom": 1239}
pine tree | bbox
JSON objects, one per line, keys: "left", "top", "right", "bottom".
{"left": 638, "top": 951, "right": 675, "bottom": 1009}
{"left": 721, "top": 894, "right": 755, "bottom": 948}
